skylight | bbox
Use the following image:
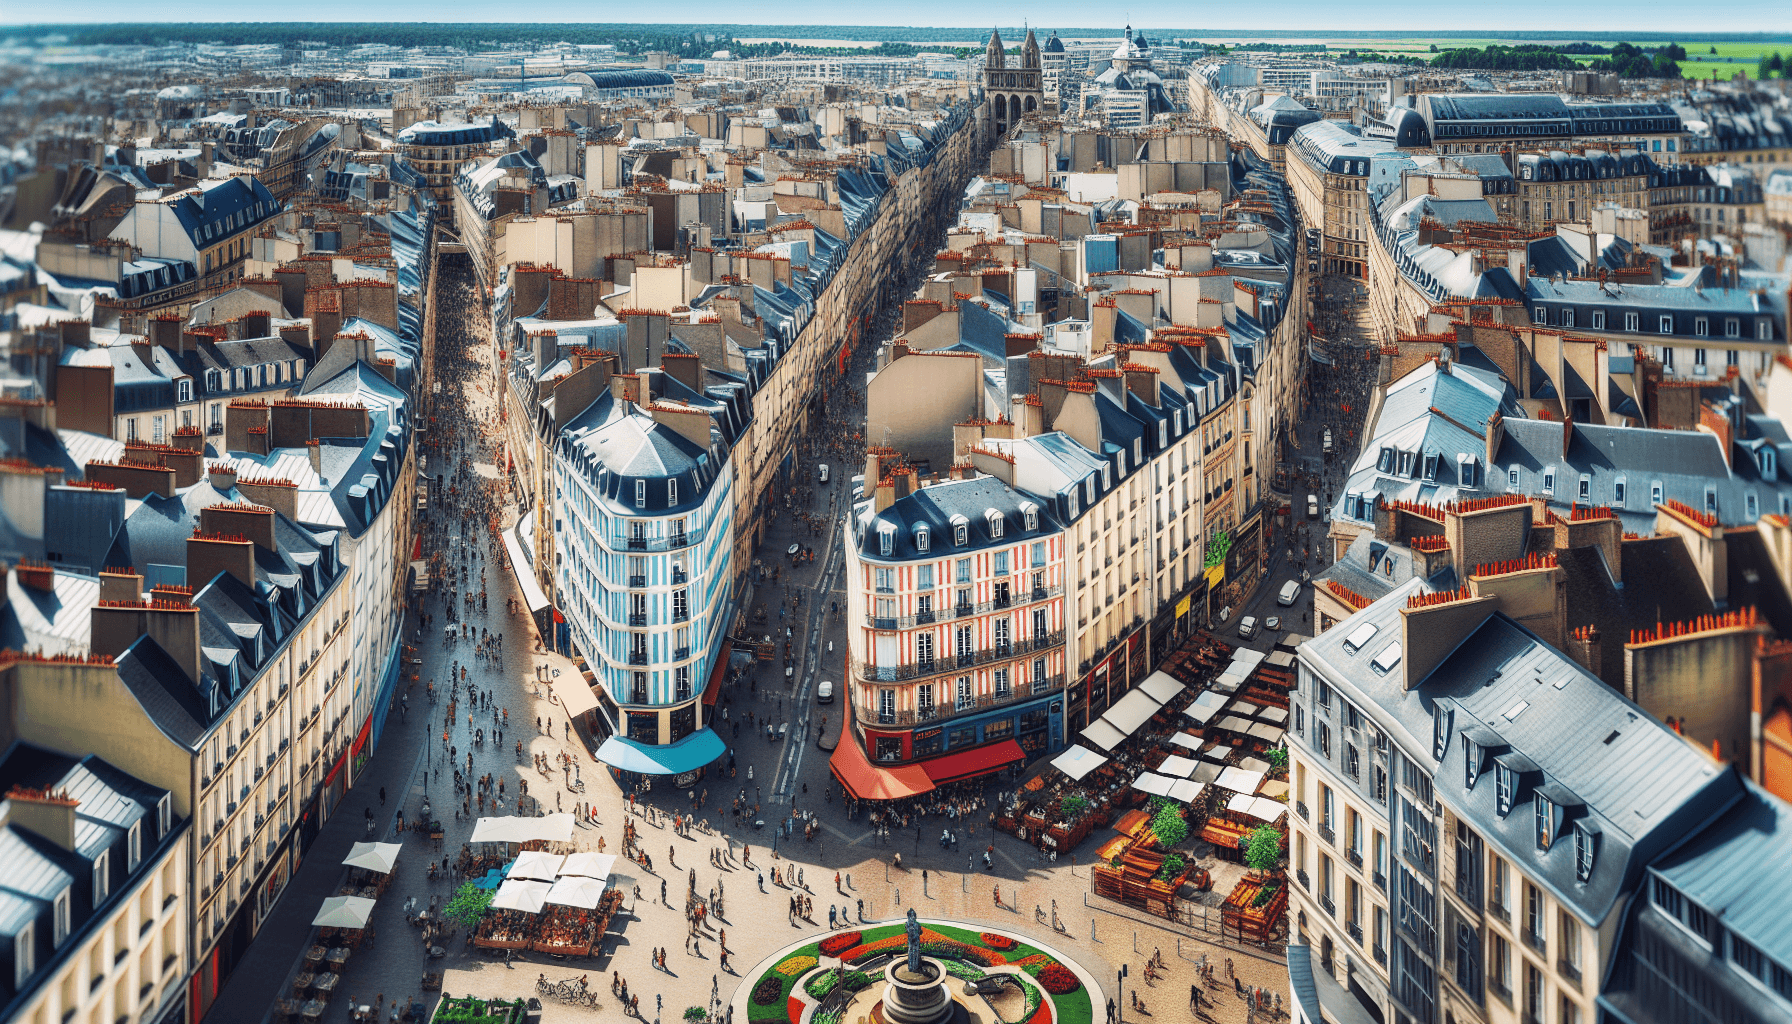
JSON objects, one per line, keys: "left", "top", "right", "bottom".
{"left": 1503, "top": 700, "right": 1530, "bottom": 721}
{"left": 1343, "top": 622, "right": 1379, "bottom": 653}
{"left": 1370, "top": 643, "right": 1403, "bottom": 675}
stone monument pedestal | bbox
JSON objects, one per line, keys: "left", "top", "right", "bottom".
{"left": 879, "top": 957, "right": 955, "bottom": 1024}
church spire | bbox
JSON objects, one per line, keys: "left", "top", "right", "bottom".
{"left": 1022, "top": 29, "right": 1041, "bottom": 69}
{"left": 985, "top": 28, "right": 1006, "bottom": 69}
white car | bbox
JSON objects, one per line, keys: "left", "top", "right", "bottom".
{"left": 1322, "top": 428, "right": 1334, "bottom": 453}
{"left": 1308, "top": 494, "right": 1320, "bottom": 519}
{"left": 1238, "top": 616, "right": 1257, "bottom": 639}
{"left": 1278, "top": 580, "right": 1302, "bottom": 606}
{"left": 817, "top": 680, "right": 834, "bottom": 704}
{"left": 818, "top": 463, "right": 830, "bottom": 484}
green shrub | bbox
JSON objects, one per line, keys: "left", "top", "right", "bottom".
{"left": 1244, "top": 825, "right": 1283, "bottom": 875}
{"left": 1149, "top": 804, "right": 1188, "bottom": 849}
{"left": 685, "top": 1007, "right": 708, "bottom": 1022}
{"left": 442, "top": 882, "right": 495, "bottom": 928}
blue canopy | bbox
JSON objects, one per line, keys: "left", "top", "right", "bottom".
{"left": 596, "top": 728, "right": 726, "bottom": 776}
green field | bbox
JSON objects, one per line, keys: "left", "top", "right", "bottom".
{"left": 1217, "top": 35, "right": 1790, "bottom": 80}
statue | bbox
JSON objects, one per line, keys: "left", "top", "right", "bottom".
{"left": 905, "top": 908, "right": 923, "bottom": 974}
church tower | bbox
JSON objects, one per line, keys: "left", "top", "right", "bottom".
{"left": 983, "top": 28, "right": 1044, "bottom": 147}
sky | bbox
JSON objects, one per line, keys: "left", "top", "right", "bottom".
{"left": 5, "top": 0, "right": 1791, "bottom": 34}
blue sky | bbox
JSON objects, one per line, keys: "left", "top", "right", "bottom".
{"left": 5, "top": 1, "right": 1790, "bottom": 33}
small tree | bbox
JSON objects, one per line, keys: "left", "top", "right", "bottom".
{"left": 684, "top": 1008, "right": 708, "bottom": 1023}
{"left": 443, "top": 881, "right": 494, "bottom": 929}
{"left": 1266, "top": 747, "right": 1288, "bottom": 771}
{"left": 1149, "top": 804, "right": 1189, "bottom": 849}
{"left": 1060, "top": 793, "right": 1090, "bottom": 818}
{"left": 1245, "top": 826, "right": 1283, "bottom": 876}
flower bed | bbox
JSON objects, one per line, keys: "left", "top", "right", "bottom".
{"left": 818, "top": 932, "right": 862, "bottom": 957}
{"left": 776, "top": 955, "right": 818, "bottom": 977}
{"left": 804, "top": 970, "right": 874, "bottom": 1000}
{"left": 752, "top": 978, "right": 786, "bottom": 1006}
{"left": 432, "top": 996, "right": 527, "bottom": 1024}
{"left": 1035, "top": 966, "right": 1080, "bottom": 995}
{"left": 979, "top": 933, "right": 1017, "bottom": 951}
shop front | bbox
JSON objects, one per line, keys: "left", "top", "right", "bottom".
{"left": 595, "top": 726, "right": 727, "bottom": 790}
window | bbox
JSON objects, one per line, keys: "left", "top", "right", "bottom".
{"left": 1662, "top": 346, "right": 1675, "bottom": 369}
{"left": 955, "top": 677, "right": 973, "bottom": 711}
{"left": 128, "top": 821, "right": 142, "bottom": 871}
{"left": 915, "top": 527, "right": 929, "bottom": 553}
{"left": 635, "top": 480, "right": 646, "bottom": 508}
{"left": 1562, "top": 308, "right": 1574, "bottom": 328}
{"left": 1535, "top": 794, "right": 1558, "bottom": 851}
{"left": 53, "top": 889, "right": 69, "bottom": 946}
{"left": 1706, "top": 486, "right": 1718, "bottom": 514}
{"left": 989, "top": 512, "right": 1004, "bottom": 539}
{"left": 1509, "top": 467, "right": 1521, "bottom": 488}
{"left": 1525, "top": 961, "right": 1544, "bottom": 1021}
{"left": 1614, "top": 476, "right": 1626, "bottom": 506}
{"left": 955, "top": 558, "right": 972, "bottom": 584}
{"left": 178, "top": 379, "right": 192, "bottom": 403}
{"left": 1533, "top": 306, "right": 1547, "bottom": 325}
{"left": 1542, "top": 467, "right": 1555, "bottom": 494}
{"left": 92, "top": 851, "right": 109, "bottom": 907}
{"left": 1760, "top": 318, "right": 1774, "bottom": 341}
{"left": 954, "top": 524, "right": 968, "bottom": 546}
{"left": 1726, "top": 318, "right": 1740, "bottom": 338}
{"left": 1696, "top": 319, "right": 1710, "bottom": 339}
{"left": 1660, "top": 315, "right": 1674, "bottom": 334}
{"left": 993, "top": 550, "right": 1009, "bottom": 575}
{"left": 1561, "top": 912, "right": 1582, "bottom": 976}
{"left": 1490, "top": 932, "right": 1511, "bottom": 995}
{"left": 667, "top": 479, "right": 677, "bottom": 506}
{"left": 1591, "top": 310, "right": 1606, "bottom": 330}
{"left": 159, "top": 795, "right": 171, "bottom": 837}
{"left": 1651, "top": 480, "right": 1663, "bottom": 506}
{"left": 1432, "top": 704, "right": 1453, "bottom": 761}
{"left": 917, "top": 564, "right": 934, "bottom": 590}
{"left": 1319, "top": 722, "right": 1332, "bottom": 758}
{"left": 878, "top": 528, "right": 893, "bottom": 557}
{"left": 874, "top": 568, "right": 894, "bottom": 593}
{"left": 1578, "top": 474, "right": 1590, "bottom": 499}
{"left": 1625, "top": 311, "right": 1639, "bottom": 332}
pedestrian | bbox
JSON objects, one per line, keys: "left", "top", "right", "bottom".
{"left": 379, "top": 787, "right": 386, "bottom": 806}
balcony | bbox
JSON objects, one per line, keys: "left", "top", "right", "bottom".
{"left": 1522, "top": 930, "right": 1546, "bottom": 958}
{"left": 866, "top": 586, "right": 1063, "bottom": 629}
{"left": 628, "top": 613, "right": 647, "bottom": 627}
{"left": 954, "top": 603, "right": 974, "bottom": 618}
{"left": 1374, "top": 872, "right": 1387, "bottom": 892}
{"left": 671, "top": 568, "right": 688, "bottom": 584}
{"left": 674, "top": 647, "right": 691, "bottom": 661}
{"left": 854, "top": 632, "right": 1066, "bottom": 682}
{"left": 1346, "top": 849, "right": 1363, "bottom": 870}
{"left": 628, "top": 650, "right": 649, "bottom": 666}
{"left": 1319, "top": 894, "right": 1336, "bottom": 917}
{"left": 992, "top": 593, "right": 1012, "bottom": 609}
{"left": 1347, "top": 922, "right": 1364, "bottom": 946}
{"left": 859, "top": 675, "right": 1064, "bottom": 726}
{"left": 1318, "top": 822, "right": 1336, "bottom": 845}
{"left": 668, "top": 533, "right": 688, "bottom": 549}
{"left": 1557, "top": 960, "right": 1582, "bottom": 988}
{"left": 1296, "top": 801, "right": 1310, "bottom": 821}
{"left": 1296, "top": 869, "right": 1310, "bottom": 890}
{"left": 1373, "top": 945, "right": 1387, "bottom": 967}
{"left": 672, "top": 610, "right": 689, "bottom": 623}
{"left": 628, "top": 575, "right": 647, "bottom": 588}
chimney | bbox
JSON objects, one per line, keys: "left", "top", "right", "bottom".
{"left": 874, "top": 476, "right": 896, "bottom": 513}
{"left": 208, "top": 463, "right": 238, "bottom": 492}
{"left": 14, "top": 560, "right": 54, "bottom": 593}
{"left": 307, "top": 440, "right": 322, "bottom": 476}
{"left": 611, "top": 374, "right": 642, "bottom": 408}
{"left": 186, "top": 531, "right": 257, "bottom": 590}
{"left": 1567, "top": 624, "right": 1602, "bottom": 678}
{"left": 662, "top": 352, "right": 702, "bottom": 393}
{"left": 146, "top": 599, "right": 202, "bottom": 686}
{"left": 236, "top": 477, "right": 298, "bottom": 521}
{"left": 4, "top": 786, "right": 79, "bottom": 851}
{"left": 149, "top": 315, "right": 183, "bottom": 351}
{"left": 242, "top": 310, "right": 271, "bottom": 339}
{"left": 201, "top": 502, "right": 277, "bottom": 550}
{"left": 98, "top": 568, "right": 144, "bottom": 604}
{"left": 1123, "top": 364, "right": 1160, "bottom": 407}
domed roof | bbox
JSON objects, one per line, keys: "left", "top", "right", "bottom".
{"left": 1044, "top": 31, "right": 1066, "bottom": 53}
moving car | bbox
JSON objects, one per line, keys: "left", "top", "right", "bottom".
{"left": 818, "top": 463, "right": 830, "bottom": 484}
{"left": 1322, "top": 428, "right": 1333, "bottom": 454}
{"left": 817, "top": 680, "right": 834, "bottom": 703}
{"left": 1238, "top": 616, "right": 1257, "bottom": 639}
{"left": 1264, "top": 616, "right": 1282, "bottom": 632}
{"left": 1308, "top": 494, "right": 1320, "bottom": 519}
{"left": 1278, "top": 580, "right": 1302, "bottom": 606}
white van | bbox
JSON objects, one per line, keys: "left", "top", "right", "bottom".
{"left": 817, "top": 680, "right": 834, "bottom": 703}
{"left": 1278, "top": 580, "right": 1302, "bottom": 606}
{"left": 818, "top": 464, "right": 830, "bottom": 484}
{"left": 1308, "top": 494, "right": 1320, "bottom": 519}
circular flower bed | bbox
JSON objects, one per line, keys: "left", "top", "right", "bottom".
{"left": 979, "top": 933, "right": 1017, "bottom": 951}
{"left": 1036, "top": 965, "right": 1081, "bottom": 995}
{"left": 776, "top": 955, "right": 818, "bottom": 977}
{"left": 751, "top": 978, "right": 784, "bottom": 1006}
{"left": 819, "top": 932, "right": 862, "bottom": 957}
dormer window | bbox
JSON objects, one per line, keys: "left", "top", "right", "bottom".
{"left": 128, "top": 821, "right": 142, "bottom": 871}
{"left": 1573, "top": 821, "right": 1600, "bottom": 881}
{"left": 1652, "top": 480, "right": 1664, "bottom": 506}
{"left": 915, "top": 526, "right": 930, "bottom": 553}
{"left": 1761, "top": 446, "right": 1778, "bottom": 479}
{"left": 92, "top": 850, "right": 109, "bottom": 907}
{"left": 1495, "top": 764, "right": 1516, "bottom": 816}
{"left": 1542, "top": 466, "right": 1556, "bottom": 494}
{"left": 987, "top": 510, "right": 1004, "bottom": 539}
{"left": 1133, "top": 439, "right": 1143, "bottom": 464}
{"left": 1101, "top": 465, "right": 1111, "bottom": 490}
{"left": 1378, "top": 447, "right": 1395, "bottom": 474}
{"left": 878, "top": 525, "right": 894, "bottom": 557}
{"left": 1157, "top": 420, "right": 1167, "bottom": 447}
{"left": 1578, "top": 474, "right": 1590, "bottom": 500}
{"left": 1614, "top": 476, "right": 1627, "bottom": 506}
{"left": 1457, "top": 454, "right": 1479, "bottom": 489}
{"left": 1535, "top": 792, "right": 1559, "bottom": 851}
{"left": 52, "top": 889, "right": 69, "bottom": 947}
{"left": 1464, "top": 736, "right": 1484, "bottom": 789}
{"left": 1432, "top": 704, "right": 1452, "bottom": 761}
{"left": 1174, "top": 409, "right": 1183, "bottom": 433}
{"left": 1022, "top": 505, "right": 1038, "bottom": 532}
{"left": 1397, "top": 450, "right": 1416, "bottom": 478}
{"left": 953, "top": 517, "right": 968, "bottom": 547}
{"left": 667, "top": 479, "right": 677, "bottom": 506}
{"left": 635, "top": 480, "right": 646, "bottom": 508}
{"left": 158, "top": 794, "right": 171, "bottom": 837}
{"left": 1422, "top": 451, "right": 1439, "bottom": 482}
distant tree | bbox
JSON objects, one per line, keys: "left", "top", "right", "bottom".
{"left": 1711, "top": 45, "right": 1718, "bottom": 53}
{"left": 1429, "top": 44, "right": 1438, "bottom": 53}
{"left": 443, "top": 882, "right": 493, "bottom": 929}
{"left": 1244, "top": 826, "right": 1283, "bottom": 875}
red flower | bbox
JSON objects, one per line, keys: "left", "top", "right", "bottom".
{"left": 978, "top": 933, "right": 1017, "bottom": 951}
{"left": 1037, "top": 965, "right": 1081, "bottom": 995}
{"left": 820, "top": 932, "right": 862, "bottom": 957}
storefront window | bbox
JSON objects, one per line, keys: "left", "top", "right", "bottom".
{"left": 948, "top": 726, "right": 977, "bottom": 749}
{"left": 1020, "top": 709, "right": 1049, "bottom": 734}
{"left": 628, "top": 712, "right": 657, "bottom": 743}
{"left": 875, "top": 736, "right": 904, "bottom": 762}
{"left": 911, "top": 731, "right": 943, "bottom": 758}
{"left": 984, "top": 717, "right": 1015, "bottom": 741}
{"left": 669, "top": 705, "right": 695, "bottom": 742}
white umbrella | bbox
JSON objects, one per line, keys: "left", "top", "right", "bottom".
{"left": 546, "top": 875, "right": 608, "bottom": 910}
{"left": 341, "top": 842, "right": 402, "bottom": 874}
{"left": 312, "top": 896, "right": 377, "bottom": 928}
{"left": 509, "top": 851, "right": 566, "bottom": 881}
{"left": 559, "top": 852, "right": 616, "bottom": 881}
{"left": 491, "top": 879, "right": 551, "bottom": 914}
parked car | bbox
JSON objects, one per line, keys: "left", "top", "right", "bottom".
{"left": 1238, "top": 616, "right": 1257, "bottom": 639}
{"left": 1265, "top": 616, "right": 1282, "bottom": 632}
{"left": 817, "top": 680, "right": 834, "bottom": 703}
{"left": 1278, "top": 580, "right": 1302, "bottom": 606}
{"left": 1308, "top": 494, "right": 1320, "bottom": 519}
{"left": 1322, "top": 428, "right": 1334, "bottom": 454}
{"left": 818, "top": 463, "right": 830, "bottom": 484}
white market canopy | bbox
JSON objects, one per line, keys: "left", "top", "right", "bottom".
{"left": 1101, "top": 688, "right": 1163, "bottom": 736}
{"left": 341, "top": 842, "right": 402, "bottom": 874}
{"left": 312, "top": 896, "right": 377, "bottom": 928}
{"left": 509, "top": 851, "right": 566, "bottom": 881}
{"left": 553, "top": 680, "right": 602, "bottom": 718}
{"left": 1210, "top": 672, "right": 1246, "bottom": 694}
{"left": 1156, "top": 754, "right": 1199, "bottom": 779}
{"left": 1184, "top": 691, "right": 1229, "bottom": 724}
{"left": 1167, "top": 779, "right": 1207, "bottom": 804}
{"left": 1080, "top": 719, "right": 1127, "bottom": 751}
{"left": 1231, "top": 649, "right": 1266, "bottom": 672}
{"left": 1138, "top": 671, "right": 1186, "bottom": 705}
{"left": 1168, "top": 732, "right": 1201, "bottom": 751}
{"left": 545, "top": 875, "right": 609, "bottom": 910}
{"left": 1130, "top": 772, "right": 1176, "bottom": 797}
{"left": 1214, "top": 767, "right": 1268, "bottom": 795}
{"left": 1227, "top": 792, "right": 1288, "bottom": 822}
{"left": 471, "top": 814, "right": 576, "bottom": 845}
{"left": 1050, "top": 744, "right": 1107, "bottom": 782}
{"left": 558, "top": 852, "right": 616, "bottom": 881}
{"left": 491, "top": 879, "right": 552, "bottom": 914}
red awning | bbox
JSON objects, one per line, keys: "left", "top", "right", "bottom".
{"left": 701, "top": 642, "right": 732, "bottom": 707}
{"left": 829, "top": 709, "right": 933, "bottom": 801}
{"left": 918, "top": 739, "right": 1027, "bottom": 784}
